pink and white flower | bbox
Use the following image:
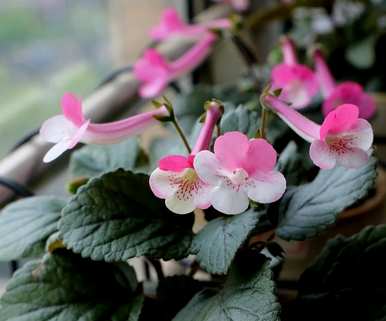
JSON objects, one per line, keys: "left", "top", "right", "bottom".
{"left": 314, "top": 49, "right": 376, "bottom": 119}
{"left": 39, "top": 92, "right": 170, "bottom": 163}
{"left": 264, "top": 95, "right": 374, "bottom": 169}
{"left": 150, "top": 7, "right": 230, "bottom": 41}
{"left": 134, "top": 32, "right": 216, "bottom": 98}
{"left": 194, "top": 132, "right": 286, "bottom": 215}
{"left": 271, "top": 37, "right": 319, "bottom": 109}
{"left": 149, "top": 101, "right": 223, "bottom": 214}
{"left": 212, "top": 0, "right": 250, "bottom": 12}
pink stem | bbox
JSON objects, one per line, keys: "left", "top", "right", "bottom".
{"left": 191, "top": 102, "right": 223, "bottom": 155}
{"left": 84, "top": 106, "right": 169, "bottom": 144}
{"left": 170, "top": 32, "right": 216, "bottom": 77}
{"left": 264, "top": 95, "right": 320, "bottom": 142}
{"left": 313, "top": 49, "right": 336, "bottom": 97}
{"left": 281, "top": 37, "right": 297, "bottom": 66}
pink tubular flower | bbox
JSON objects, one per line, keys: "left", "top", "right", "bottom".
{"left": 264, "top": 95, "right": 374, "bottom": 170}
{"left": 134, "top": 32, "right": 216, "bottom": 98}
{"left": 149, "top": 101, "right": 223, "bottom": 214}
{"left": 271, "top": 37, "right": 319, "bottom": 109}
{"left": 314, "top": 49, "right": 376, "bottom": 119}
{"left": 150, "top": 7, "right": 230, "bottom": 41}
{"left": 194, "top": 132, "right": 286, "bottom": 215}
{"left": 39, "top": 92, "right": 170, "bottom": 163}
{"left": 213, "top": 0, "right": 250, "bottom": 11}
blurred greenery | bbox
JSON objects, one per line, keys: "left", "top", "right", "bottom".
{"left": 0, "top": 1, "right": 110, "bottom": 158}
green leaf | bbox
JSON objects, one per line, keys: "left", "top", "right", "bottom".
{"left": 191, "top": 209, "right": 263, "bottom": 274}
{"left": 0, "top": 250, "right": 143, "bottom": 321}
{"left": 173, "top": 263, "right": 280, "bottom": 321}
{"left": 346, "top": 36, "right": 376, "bottom": 69}
{"left": 292, "top": 225, "right": 386, "bottom": 321}
{"left": 59, "top": 169, "right": 193, "bottom": 261}
{"left": 220, "top": 104, "right": 259, "bottom": 138}
{"left": 0, "top": 196, "right": 65, "bottom": 261}
{"left": 69, "top": 138, "right": 141, "bottom": 178}
{"left": 277, "top": 158, "right": 377, "bottom": 240}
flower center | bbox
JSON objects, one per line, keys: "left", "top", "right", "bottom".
{"left": 229, "top": 168, "right": 249, "bottom": 186}
{"left": 326, "top": 135, "right": 354, "bottom": 154}
{"left": 169, "top": 168, "right": 202, "bottom": 201}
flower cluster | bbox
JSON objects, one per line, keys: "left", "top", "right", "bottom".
{"left": 271, "top": 37, "right": 376, "bottom": 119}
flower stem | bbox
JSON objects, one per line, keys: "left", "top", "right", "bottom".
{"left": 259, "top": 104, "right": 268, "bottom": 138}
{"left": 171, "top": 117, "right": 192, "bottom": 153}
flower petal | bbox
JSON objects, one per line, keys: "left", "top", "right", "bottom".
{"left": 68, "top": 120, "right": 90, "bottom": 148}
{"left": 346, "top": 119, "right": 373, "bottom": 151}
{"left": 320, "top": 104, "right": 359, "bottom": 139}
{"left": 159, "top": 155, "right": 192, "bottom": 172}
{"left": 61, "top": 92, "right": 85, "bottom": 126}
{"left": 43, "top": 139, "right": 71, "bottom": 163}
{"left": 139, "top": 79, "right": 168, "bottom": 98}
{"left": 213, "top": 131, "right": 249, "bottom": 171}
{"left": 246, "top": 171, "right": 286, "bottom": 204}
{"left": 149, "top": 7, "right": 186, "bottom": 41}
{"left": 244, "top": 138, "right": 277, "bottom": 175}
{"left": 210, "top": 183, "right": 249, "bottom": 215}
{"left": 149, "top": 168, "right": 179, "bottom": 199}
{"left": 39, "top": 115, "right": 75, "bottom": 143}
{"left": 165, "top": 193, "right": 196, "bottom": 215}
{"left": 309, "top": 140, "right": 337, "bottom": 169}
{"left": 194, "top": 150, "right": 222, "bottom": 185}
{"left": 336, "top": 147, "right": 369, "bottom": 168}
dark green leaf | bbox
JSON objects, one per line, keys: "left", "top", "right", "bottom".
{"left": 277, "top": 158, "right": 377, "bottom": 240}
{"left": 59, "top": 170, "right": 193, "bottom": 261}
{"left": 173, "top": 263, "right": 280, "bottom": 321}
{"left": 0, "top": 250, "right": 143, "bottom": 321}
{"left": 191, "top": 209, "right": 263, "bottom": 274}
{"left": 0, "top": 196, "right": 65, "bottom": 261}
{"left": 291, "top": 225, "right": 386, "bottom": 321}
{"left": 69, "top": 138, "right": 141, "bottom": 178}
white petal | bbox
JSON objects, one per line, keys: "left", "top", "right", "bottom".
{"left": 39, "top": 115, "right": 75, "bottom": 143}
{"left": 149, "top": 168, "right": 179, "bottom": 199}
{"left": 43, "top": 139, "right": 71, "bottom": 163}
{"left": 193, "top": 185, "right": 212, "bottom": 209}
{"left": 165, "top": 193, "right": 196, "bottom": 215}
{"left": 210, "top": 183, "right": 249, "bottom": 215}
{"left": 309, "top": 140, "right": 337, "bottom": 169}
{"left": 347, "top": 119, "right": 373, "bottom": 151}
{"left": 246, "top": 171, "right": 286, "bottom": 204}
{"left": 336, "top": 147, "right": 369, "bottom": 168}
{"left": 193, "top": 150, "right": 222, "bottom": 185}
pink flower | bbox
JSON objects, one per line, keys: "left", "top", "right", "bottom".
{"left": 134, "top": 32, "right": 216, "bottom": 98}
{"left": 213, "top": 0, "right": 250, "bottom": 11}
{"left": 271, "top": 37, "right": 319, "bottom": 109}
{"left": 264, "top": 95, "right": 374, "bottom": 170}
{"left": 149, "top": 102, "right": 223, "bottom": 214}
{"left": 194, "top": 132, "right": 286, "bottom": 215}
{"left": 39, "top": 93, "right": 170, "bottom": 163}
{"left": 150, "top": 7, "right": 230, "bottom": 41}
{"left": 314, "top": 49, "right": 376, "bottom": 119}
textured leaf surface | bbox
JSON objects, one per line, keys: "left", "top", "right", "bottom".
{"left": 0, "top": 250, "right": 143, "bottom": 321}
{"left": 291, "top": 225, "right": 386, "bottom": 321}
{"left": 173, "top": 263, "right": 280, "bottom": 321}
{"left": 59, "top": 170, "right": 193, "bottom": 261}
{"left": 277, "top": 158, "right": 377, "bottom": 240}
{"left": 0, "top": 196, "right": 65, "bottom": 261}
{"left": 220, "top": 104, "right": 259, "bottom": 138}
{"left": 191, "top": 209, "right": 262, "bottom": 274}
{"left": 70, "top": 138, "right": 140, "bottom": 177}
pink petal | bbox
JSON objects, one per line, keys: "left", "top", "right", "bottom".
{"left": 322, "top": 82, "right": 376, "bottom": 119}
{"left": 309, "top": 140, "right": 337, "bottom": 169}
{"left": 194, "top": 150, "right": 222, "bottom": 185}
{"left": 43, "top": 139, "right": 71, "bottom": 163}
{"left": 336, "top": 147, "right": 369, "bottom": 168}
{"left": 244, "top": 138, "right": 277, "bottom": 175}
{"left": 320, "top": 104, "right": 359, "bottom": 140}
{"left": 150, "top": 7, "right": 186, "bottom": 41}
{"left": 39, "top": 115, "right": 75, "bottom": 143}
{"left": 159, "top": 155, "right": 193, "bottom": 172}
{"left": 213, "top": 131, "right": 249, "bottom": 171}
{"left": 246, "top": 171, "right": 286, "bottom": 204}
{"left": 134, "top": 49, "right": 170, "bottom": 82}
{"left": 61, "top": 92, "right": 85, "bottom": 126}
{"left": 68, "top": 120, "right": 90, "bottom": 148}
{"left": 345, "top": 119, "right": 374, "bottom": 151}
{"left": 210, "top": 184, "right": 249, "bottom": 215}
{"left": 139, "top": 79, "right": 168, "bottom": 98}
{"left": 149, "top": 168, "right": 179, "bottom": 199}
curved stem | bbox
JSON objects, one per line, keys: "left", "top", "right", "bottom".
{"left": 171, "top": 117, "right": 192, "bottom": 153}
